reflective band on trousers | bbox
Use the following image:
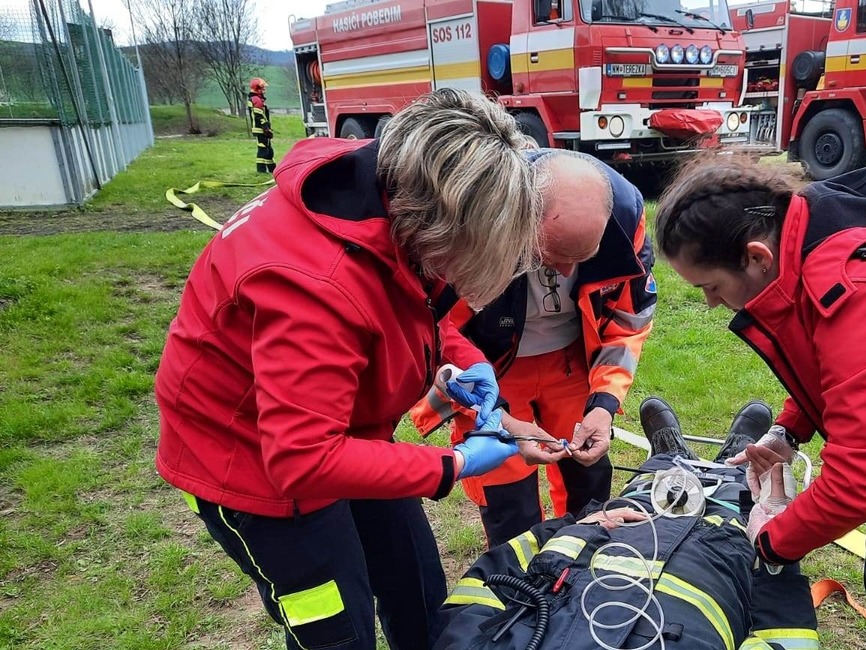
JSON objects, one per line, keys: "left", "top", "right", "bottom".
{"left": 278, "top": 579, "right": 346, "bottom": 626}
{"left": 508, "top": 530, "right": 540, "bottom": 571}
{"left": 753, "top": 628, "right": 820, "bottom": 649}
{"left": 444, "top": 577, "right": 505, "bottom": 610}
{"left": 656, "top": 572, "right": 735, "bottom": 650}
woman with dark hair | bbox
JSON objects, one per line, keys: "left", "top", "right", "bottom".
{"left": 654, "top": 156, "right": 866, "bottom": 579}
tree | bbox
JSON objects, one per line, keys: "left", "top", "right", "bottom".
{"left": 131, "top": 0, "right": 204, "bottom": 133}
{"left": 192, "top": 0, "right": 258, "bottom": 117}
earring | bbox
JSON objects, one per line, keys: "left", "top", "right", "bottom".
{"left": 762, "top": 267, "right": 768, "bottom": 275}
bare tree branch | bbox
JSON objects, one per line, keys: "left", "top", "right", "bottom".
{"left": 192, "top": 0, "right": 258, "bottom": 117}
{"left": 132, "top": 0, "right": 204, "bottom": 133}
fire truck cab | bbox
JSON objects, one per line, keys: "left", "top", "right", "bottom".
{"left": 290, "top": 0, "right": 753, "bottom": 166}
{"left": 733, "top": 0, "right": 866, "bottom": 179}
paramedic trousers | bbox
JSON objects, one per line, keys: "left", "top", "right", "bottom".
{"left": 191, "top": 496, "right": 446, "bottom": 650}
{"left": 456, "top": 341, "right": 613, "bottom": 549}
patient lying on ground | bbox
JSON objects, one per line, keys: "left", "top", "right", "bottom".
{"left": 433, "top": 398, "right": 819, "bottom": 650}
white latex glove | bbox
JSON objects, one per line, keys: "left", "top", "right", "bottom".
{"left": 727, "top": 425, "right": 795, "bottom": 497}
{"left": 746, "top": 462, "right": 794, "bottom": 543}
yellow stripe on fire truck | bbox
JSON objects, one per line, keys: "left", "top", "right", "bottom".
{"left": 322, "top": 49, "right": 430, "bottom": 90}
{"left": 510, "top": 27, "right": 575, "bottom": 75}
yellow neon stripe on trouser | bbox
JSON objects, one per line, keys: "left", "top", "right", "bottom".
{"left": 656, "top": 572, "right": 735, "bottom": 650}
{"left": 740, "top": 638, "right": 774, "bottom": 649}
{"left": 181, "top": 490, "right": 200, "bottom": 514}
{"left": 753, "top": 628, "right": 820, "bottom": 649}
{"left": 165, "top": 179, "right": 275, "bottom": 230}
{"left": 508, "top": 531, "right": 540, "bottom": 571}
{"left": 278, "top": 580, "right": 346, "bottom": 626}
{"left": 444, "top": 577, "right": 505, "bottom": 610}
{"left": 216, "top": 506, "right": 305, "bottom": 648}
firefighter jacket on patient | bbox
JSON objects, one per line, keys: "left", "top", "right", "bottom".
{"left": 434, "top": 456, "right": 818, "bottom": 650}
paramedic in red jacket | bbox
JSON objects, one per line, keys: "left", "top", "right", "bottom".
{"left": 154, "top": 89, "right": 548, "bottom": 650}
{"left": 655, "top": 155, "right": 866, "bottom": 584}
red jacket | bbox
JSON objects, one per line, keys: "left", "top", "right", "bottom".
{"left": 155, "top": 138, "right": 485, "bottom": 517}
{"left": 730, "top": 169, "right": 866, "bottom": 562}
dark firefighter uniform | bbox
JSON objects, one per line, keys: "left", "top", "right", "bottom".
{"left": 247, "top": 77, "right": 275, "bottom": 173}
{"left": 434, "top": 456, "right": 819, "bottom": 650}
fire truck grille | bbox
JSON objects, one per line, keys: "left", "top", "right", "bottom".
{"left": 650, "top": 73, "right": 700, "bottom": 107}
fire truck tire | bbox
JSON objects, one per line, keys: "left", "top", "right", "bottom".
{"left": 800, "top": 109, "right": 866, "bottom": 180}
{"left": 373, "top": 115, "right": 391, "bottom": 139}
{"left": 514, "top": 112, "right": 550, "bottom": 148}
{"left": 339, "top": 117, "right": 374, "bottom": 140}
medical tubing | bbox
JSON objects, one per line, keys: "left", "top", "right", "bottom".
{"left": 580, "top": 466, "right": 698, "bottom": 650}
{"left": 485, "top": 574, "right": 550, "bottom": 650}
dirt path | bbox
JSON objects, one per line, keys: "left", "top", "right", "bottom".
{"left": 0, "top": 199, "right": 241, "bottom": 236}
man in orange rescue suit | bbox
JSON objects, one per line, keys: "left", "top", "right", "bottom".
{"left": 247, "top": 77, "right": 275, "bottom": 173}
{"left": 414, "top": 149, "right": 656, "bottom": 548}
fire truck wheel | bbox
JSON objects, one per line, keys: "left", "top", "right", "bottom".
{"left": 800, "top": 108, "right": 866, "bottom": 180}
{"left": 339, "top": 117, "right": 374, "bottom": 140}
{"left": 514, "top": 112, "right": 550, "bottom": 148}
{"left": 374, "top": 115, "right": 391, "bottom": 139}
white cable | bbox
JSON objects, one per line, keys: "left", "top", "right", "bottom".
{"left": 580, "top": 466, "right": 704, "bottom": 649}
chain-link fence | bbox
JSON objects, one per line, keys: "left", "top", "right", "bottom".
{"left": 0, "top": 0, "right": 153, "bottom": 208}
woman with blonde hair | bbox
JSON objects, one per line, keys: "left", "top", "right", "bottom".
{"left": 655, "top": 155, "right": 866, "bottom": 585}
{"left": 155, "top": 89, "right": 547, "bottom": 650}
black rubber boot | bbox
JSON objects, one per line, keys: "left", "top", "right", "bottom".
{"left": 714, "top": 400, "right": 773, "bottom": 463}
{"left": 639, "top": 396, "right": 698, "bottom": 460}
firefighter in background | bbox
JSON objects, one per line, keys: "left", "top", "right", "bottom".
{"left": 247, "top": 77, "right": 275, "bottom": 173}
{"left": 413, "top": 149, "right": 656, "bottom": 549}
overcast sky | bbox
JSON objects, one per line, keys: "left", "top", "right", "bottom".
{"left": 81, "top": 0, "right": 332, "bottom": 50}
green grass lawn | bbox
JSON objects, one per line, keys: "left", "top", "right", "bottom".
{"left": 0, "top": 116, "right": 863, "bottom": 649}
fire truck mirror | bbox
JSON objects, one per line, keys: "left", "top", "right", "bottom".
{"left": 745, "top": 8, "right": 754, "bottom": 31}
{"left": 534, "top": 0, "right": 552, "bottom": 23}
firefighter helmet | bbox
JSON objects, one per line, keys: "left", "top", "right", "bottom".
{"left": 249, "top": 77, "right": 268, "bottom": 94}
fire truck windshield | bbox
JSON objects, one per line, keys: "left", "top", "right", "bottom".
{"left": 580, "top": 0, "right": 732, "bottom": 31}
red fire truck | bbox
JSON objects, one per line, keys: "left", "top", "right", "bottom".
{"left": 733, "top": 0, "right": 866, "bottom": 179}
{"left": 289, "top": 0, "right": 753, "bottom": 166}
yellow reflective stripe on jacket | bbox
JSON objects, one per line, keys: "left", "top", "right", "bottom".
{"left": 444, "top": 577, "right": 505, "bottom": 610}
{"left": 704, "top": 514, "right": 724, "bottom": 526}
{"left": 540, "top": 534, "right": 587, "bottom": 561}
{"left": 592, "top": 553, "right": 664, "bottom": 580}
{"left": 753, "top": 628, "right": 820, "bottom": 649}
{"left": 508, "top": 530, "right": 540, "bottom": 571}
{"left": 656, "top": 572, "right": 735, "bottom": 650}
{"left": 278, "top": 580, "right": 345, "bottom": 626}
{"left": 739, "top": 637, "right": 774, "bottom": 649}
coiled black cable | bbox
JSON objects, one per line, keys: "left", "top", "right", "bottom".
{"left": 485, "top": 574, "right": 550, "bottom": 650}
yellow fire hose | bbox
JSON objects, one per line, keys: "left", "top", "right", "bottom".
{"left": 165, "top": 179, "right": 275, "bottom": 230}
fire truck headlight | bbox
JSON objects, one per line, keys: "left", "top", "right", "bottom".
{"left": 700, "top": 45, "right": 713, "bottom": 64}
{"left": 685, "top": 45, "right": 699, "bottom": 65}
{"left": 671, "top": 44, "right": 684, "bottom": 64}
{"left": 655, "top": 44, "right": 670, "bottom": 64}
{"left": 726, "top": 112, "right": 740, "bottom": 131}
{"left": 609, "top": 115, "right": 625, "bottom": 138}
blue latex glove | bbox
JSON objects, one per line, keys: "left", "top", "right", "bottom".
{"left": 446, "top": 362, "right": 499, "bottom": 427}
{"left": 454, "top": 410, "right": 519, "bottom": 479}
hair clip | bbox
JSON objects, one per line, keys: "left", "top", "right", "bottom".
{"left": 744, "top": 205, "right": 776, "bottom": 218}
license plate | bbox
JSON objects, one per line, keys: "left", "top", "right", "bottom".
{"left": 708, "top": 64, "right": 739, "bottom": 77}
{"left": 606, "top": 63, "right": 648, "bottom": 77}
